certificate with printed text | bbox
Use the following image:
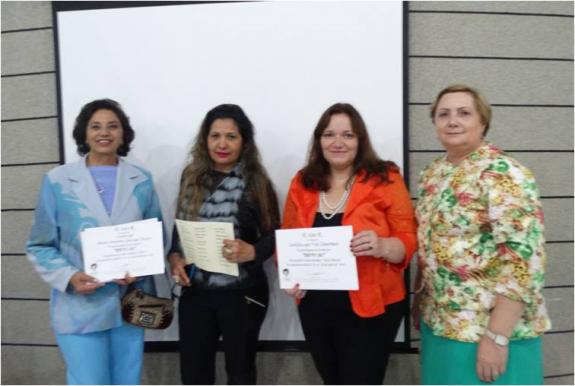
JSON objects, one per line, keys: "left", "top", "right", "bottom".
{"left": 276, "top": 225, "right": 358, "bottom": 290}
{"left": 175, "top": 220, "right": 238, "bottom": 277}
{"left": 81, "top": 218, "right": 165, "bottom": 282}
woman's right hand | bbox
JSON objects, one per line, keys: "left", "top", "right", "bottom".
{"left": 69, "top": 272, "right": 104, "bottom": 294}
{"left": 168, "top": 252, "right": 191, "bottom": 287}
{"left": 284, "top": 283, "right": 306, "bottom": 299}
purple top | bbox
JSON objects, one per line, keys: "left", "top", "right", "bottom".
{"left": 89, "top": 166, "right": 117, "bottom": 215}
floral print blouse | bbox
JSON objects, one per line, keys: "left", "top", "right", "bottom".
{"left": 416, "top": 143, "right": 551, "bottom": 342}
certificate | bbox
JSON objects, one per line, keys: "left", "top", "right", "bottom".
{"left": 175, "top": 220, "right": 238, "bottom": 277}
{"left": 275, "top": 225, "right": 358, "bottom": 290}
{"left": 81, "top": 218, "right": 165, "bottom": 282}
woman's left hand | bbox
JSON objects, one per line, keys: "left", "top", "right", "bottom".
{"left": 113, "top": 273, "right": 138, "bottom": 286}
{"left": 476, "top": 335, "right": 508, "bottom": 382}
{"left": 222, "top": 239, "right": 256, "bottom": 263}
{"left": 350, "top": 230, "right": 381, "bottom": 257}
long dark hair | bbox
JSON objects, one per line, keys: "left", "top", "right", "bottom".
{"left": 72, "top": 99, "right": 135, "bottom": 156}
{"left": 177, "top": 104, "right": 279, "bottom": 232}
{"left": 301, "top": 103, "right": 398, "bottom": 190}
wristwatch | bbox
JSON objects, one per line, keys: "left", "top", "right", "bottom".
{"left": 484, "top": 329, "right": 509, "bottom": 347}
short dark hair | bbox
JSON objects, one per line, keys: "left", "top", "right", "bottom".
{"left": 72, "top": 99, "right": 135, "bottom": 156}
{"left": 301, "top": 103, "right": 398, "bottom": 190}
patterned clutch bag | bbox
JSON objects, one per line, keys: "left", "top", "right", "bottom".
{"left": 121, "top": 287, "right": 174, "bottom": 329}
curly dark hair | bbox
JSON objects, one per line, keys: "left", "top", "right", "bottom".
{"left": 72, "top": 99, "right": 135, "bottom": 156}
{"left": 301, "top": 103, "right": 398, "bottom": 191}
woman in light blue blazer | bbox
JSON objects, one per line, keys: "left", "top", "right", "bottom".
{"left": 27, "top": 99, "right": 163, "bottom": 385}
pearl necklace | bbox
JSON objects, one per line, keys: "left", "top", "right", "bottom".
{"left": 319, "top": 176, "right": 355, "bottom": 220}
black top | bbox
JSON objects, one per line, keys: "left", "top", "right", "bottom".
{"left": 169, "top": 170, "right": 278, "bottom": 290}
{"left": 304, "top": 212, "right": 351, "bottom": 311}
{"left": 312, "top": 212, "right": 344, "bottom": 227}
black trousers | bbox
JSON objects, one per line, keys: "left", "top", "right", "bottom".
{"left": 178, "top": 283, "right": 269, "bottom": 385}
{"left": 298, "top": 291, "right": 405, "bottom": 385}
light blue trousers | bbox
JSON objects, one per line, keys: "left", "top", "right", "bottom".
{"left": 56, "top": 323, "right": 144, "bottom": 385}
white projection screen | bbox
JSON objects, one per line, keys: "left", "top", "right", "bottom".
{"left": 54, "top": 1, "right": 410, "bottom": 349}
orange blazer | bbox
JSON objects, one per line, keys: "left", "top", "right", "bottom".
{"left": 282, "top": 169, "right": 417, "bottom": 318}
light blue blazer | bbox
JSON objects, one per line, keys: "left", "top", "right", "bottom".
{"left": 27, "top": 157, "right": 163, "bottom": 334}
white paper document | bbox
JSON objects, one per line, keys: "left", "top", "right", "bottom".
{"left": 175, "top": 220, "right": 238, "bottom": 277}
{"left": 276, "top": 225, "right": 358, "bottom": 290}
{"left": 81, "top": 218, "right": 165, "bottom": 282}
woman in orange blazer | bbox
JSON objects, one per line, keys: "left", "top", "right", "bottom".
{"left": 282, "top": 103, "right": 417, "bottom": 384}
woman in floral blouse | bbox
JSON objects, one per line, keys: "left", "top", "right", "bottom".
{"left": 412, "top": 84, "right": 551, "bottom": 385}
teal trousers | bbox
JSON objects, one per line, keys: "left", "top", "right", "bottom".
{"left": 420, "top": 321, "right": 543, "bottom": 385}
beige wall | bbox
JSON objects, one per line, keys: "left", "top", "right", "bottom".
{"left": 2, "top": 1, "right": 573, "bottom": 384}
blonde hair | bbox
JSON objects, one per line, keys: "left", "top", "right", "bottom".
{"left": 430, "top": 84, "right": 492, "bottom": 136}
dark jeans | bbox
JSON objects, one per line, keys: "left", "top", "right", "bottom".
{"left": 178, "top": 283, "right": 269, "bottom": 385}
{"left": 298, "top": 290, "right": 405, "bottom": 385}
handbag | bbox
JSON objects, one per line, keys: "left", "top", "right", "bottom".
{"left": 121, "top": 283, "right": 175, "bottom": 329}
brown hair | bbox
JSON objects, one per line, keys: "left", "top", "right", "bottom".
{"left": 301, "top": 103, "right": 398, "bottom": 191}
{"left": 430, "top": 84, "right": 492, "bottom": 136}
{"left": 177, "top": 104, "right": 279, "bottom": 232}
